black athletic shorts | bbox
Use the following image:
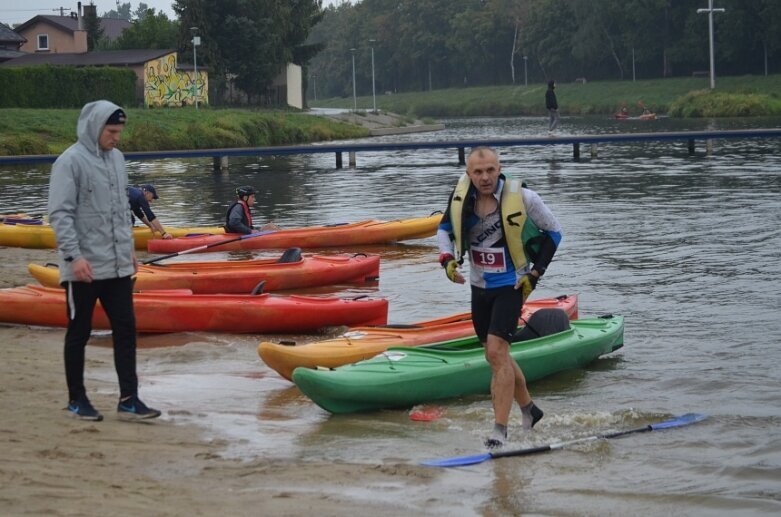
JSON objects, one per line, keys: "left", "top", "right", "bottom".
{"left": 470, "top": 284, "right": 523, "bottom": 344}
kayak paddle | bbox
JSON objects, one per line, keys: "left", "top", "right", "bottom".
{"left": 142, "top": 230, "right": 275, "bottom": 265}
{"left": 420, "top": 412, "right": 707, "bottom": 468}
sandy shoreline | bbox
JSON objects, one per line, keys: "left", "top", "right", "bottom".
{"left": 0, "top": 246, "right": 456, "bottom": 516}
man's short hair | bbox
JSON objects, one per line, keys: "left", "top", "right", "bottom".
{"left": 468, "top": 146, "right": 498, "bottom": 161}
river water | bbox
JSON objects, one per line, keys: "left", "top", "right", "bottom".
{"left": 1, "top": 115, "right": 780, "bottom": 515}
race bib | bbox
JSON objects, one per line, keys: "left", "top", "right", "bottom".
{"left": 470, "top": 246, "right": 507, "bottom": 273}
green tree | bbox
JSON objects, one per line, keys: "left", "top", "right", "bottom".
{"left": 103, "top": 2, "right": 132, "bottom": 21}
{"left": 83, "top": 6, "right": 105, "bottom": 50}
{"left": 110, "top": 8, "right": 179, "bottom": 50}
{"left": 174, "top": 0, "right": 324, "bottom": 105}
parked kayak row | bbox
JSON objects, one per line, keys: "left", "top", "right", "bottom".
{"left": 0, "top": 213, "right": 441, "bottom": 334}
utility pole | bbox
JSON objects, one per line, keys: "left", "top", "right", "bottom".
{"left": 523, "top": 56, "right": 528, "bottom": 86}
{"left": 350, "top": 48, "right": 357, "bottom": 112}
{"left": 697, "top": 0, "right": 725, "bottom": 90}
{"left": 190, "top": 27, "right": 200, "bottom": 109}
{"left": 369, "top": 39, "right": 377, "bottom": 113}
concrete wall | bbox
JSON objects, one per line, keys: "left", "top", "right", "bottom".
{"left": 286, "top": 63, "right": 302, "bottom": 109}
{"left": 143, "top": 52, "right": 209, "bottom": 107}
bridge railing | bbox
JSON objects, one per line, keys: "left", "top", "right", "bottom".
{"left": 1, "top": 128, "right": 780, "bottom": 168}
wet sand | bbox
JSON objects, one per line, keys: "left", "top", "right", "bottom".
{"left": 0, "top": 247, "right": 453, "bottom": 516}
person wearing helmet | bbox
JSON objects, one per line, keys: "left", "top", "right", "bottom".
{"left": 127, "top": 184, "right": 172, "bottom": 239}
{"left": 224, "top": 186, "right": 279, "bottom": 234}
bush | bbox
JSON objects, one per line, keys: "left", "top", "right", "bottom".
{"left": 0, "top": 66, "right": 135, "bottom": 108}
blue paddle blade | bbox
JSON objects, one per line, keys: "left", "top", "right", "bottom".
{"left": 650, "top": 413, "right": 707, "bottom": 430}
{"left": 420, "top": 453, "right": 491, "bottom": 468}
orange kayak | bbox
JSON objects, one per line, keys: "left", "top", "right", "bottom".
{"left": 147, "top": 214, "right": 441, "bottom": 254}
{"left": 0, "top": 285, "right": 388, "bottom": 333}
{"left": 258, "top": 294, "right": 578, "bottom": 381}
{"left": 28, "top": 252, "right": 380, "bottom": 294}
{"left": 0, "top": 221, "right": 224, "bottom": 250}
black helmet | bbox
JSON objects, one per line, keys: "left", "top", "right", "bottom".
{"left": 236, "top": 185, "right": 256, "bottom": 198}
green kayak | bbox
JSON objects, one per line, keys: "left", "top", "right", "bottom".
{"left": 292, "top": 315, "right": 624, "bottom": 414}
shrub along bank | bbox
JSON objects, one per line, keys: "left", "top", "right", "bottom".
{"left": 312, "top": 74, "right": 781, "bottom": 118}
{"left": 0, "top": 108, "right": 369, "bottom": 156}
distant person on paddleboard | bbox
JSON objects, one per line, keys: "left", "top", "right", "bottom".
{"left": 47, "top": 100, "right": 161, "bottom": 422}
{"left": 437, "top": 146, "right": 562, "bottom": 449}
{"left": 224, "top": 185, "right": 279, "bottom": 234}
{"left": 127, "top": 184, "right": 172, "bottom": 239}
{"left": 546, "top": 80, "right": 559, "bottom": 135}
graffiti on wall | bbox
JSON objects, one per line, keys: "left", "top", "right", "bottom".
{"left": 144, "top": 53, "right": 208, "bottom": 107}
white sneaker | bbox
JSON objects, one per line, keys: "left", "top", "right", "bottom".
{"left": 483, "top": 428, "right": 507, "bottom": 450}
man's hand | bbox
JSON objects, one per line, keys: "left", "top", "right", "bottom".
{"left": 260, "top": 222, "right": 280, "bottom": 231}
{"left": 439, "top": 253, "right": 465, "bottom": 284}
{"left": 71, "top": 257, "right": 93, "bottom": 282}
{"left": 515, "top": 273, "right": 538, "bottom": 302}
{"left": 161, "top": 231, "right": 173, "bottom": 240}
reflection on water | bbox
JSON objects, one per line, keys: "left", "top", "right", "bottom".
{"left": 3, "top": 115, "right": 781, "bottom": 513}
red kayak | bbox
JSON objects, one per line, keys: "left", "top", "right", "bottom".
{"left": 28, "top": 251, "right": 380, "bottom": 294}
{"left": 0, "top": 285, "right": 388, "bottom": 333}
{"left": 147, "top": 214, "right": 440, "bottom": 254}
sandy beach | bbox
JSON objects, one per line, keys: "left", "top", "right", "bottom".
{"left": 0, "top": 246, "right": 459, "bottom": 516}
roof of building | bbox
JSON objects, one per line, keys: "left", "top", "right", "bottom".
{"left": 0, "top": 22, "right": 26, "bottom": 44}
{"left": 14, "top": 15, "right": 132, "bottom": 41}
{"left": 0, "top": 49, "right": 26, "bottom": 60}
{"left": 0, "top": 49, "right": 175, "bottom": 68}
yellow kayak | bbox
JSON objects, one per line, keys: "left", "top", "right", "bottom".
{"left": 0, "top": 222, "right": 225, "bottom": 250}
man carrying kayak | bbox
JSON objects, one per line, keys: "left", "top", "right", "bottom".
{"left": 437, "top": 146, "right": 562, "bottom": 449}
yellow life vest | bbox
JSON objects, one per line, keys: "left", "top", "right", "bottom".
{"left": 449, "top": 174, "right": 539, "bottom": 271}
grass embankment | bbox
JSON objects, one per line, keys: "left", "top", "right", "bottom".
{"left": 313, "top": 74, "right": 781, "bottom": 118}
{"left": 0, "top": 108, "right": 369, "bottom": 156}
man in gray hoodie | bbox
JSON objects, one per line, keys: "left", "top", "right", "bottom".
{"left": 48, "top": 100, "right": 161, "bottom": 422}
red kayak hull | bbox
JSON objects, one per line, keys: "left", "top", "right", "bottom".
{"left": 28, "top": 253, "right": 380, "bottom": 294}
{"left": 0, "top": 285, "right": 388, "bottom": 333}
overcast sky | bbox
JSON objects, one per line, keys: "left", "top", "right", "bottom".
{"left": 0, "top": 1, "right": 349, "bottom": 26}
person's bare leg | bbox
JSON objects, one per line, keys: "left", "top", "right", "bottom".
{"left": 485, "top": 334, "right": 514, "bottom": 427}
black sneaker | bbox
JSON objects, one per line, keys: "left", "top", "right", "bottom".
{"left": 67, "top": 395, "right": 103, "bottom": 421}
{"left": 117, "top": 394, "right": 162, "bottom": 421}
{"left": 522, "top": 402, "right": 544, "bottom": 430}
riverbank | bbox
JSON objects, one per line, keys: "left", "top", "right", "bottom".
{"left": 0, "top": 246, "right": 451, "bottom": 516}
{"left": 312, "top": 74, "right": 781, "bottom": 118}
{"left": 0, "top": 108, "right": 370, "bottom": 156}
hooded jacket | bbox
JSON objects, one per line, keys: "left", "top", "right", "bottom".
{"left": 48, "top": 100, "right": 135, "bottom": 282}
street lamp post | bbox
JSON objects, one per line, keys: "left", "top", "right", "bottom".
{"left": 190, "top": 27, "right": 200, "bottom": 109}
{"left": 369, "top": 39, "right": 377, "bottom": 113}
{"left": 697, "top": 0, "right": 725, "bottom": 89}
{"left": 350, "top": 48, "right": 357, "bottom": 112}
{"left": 523, "top": 56, "right": 528, "bottom": 86}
